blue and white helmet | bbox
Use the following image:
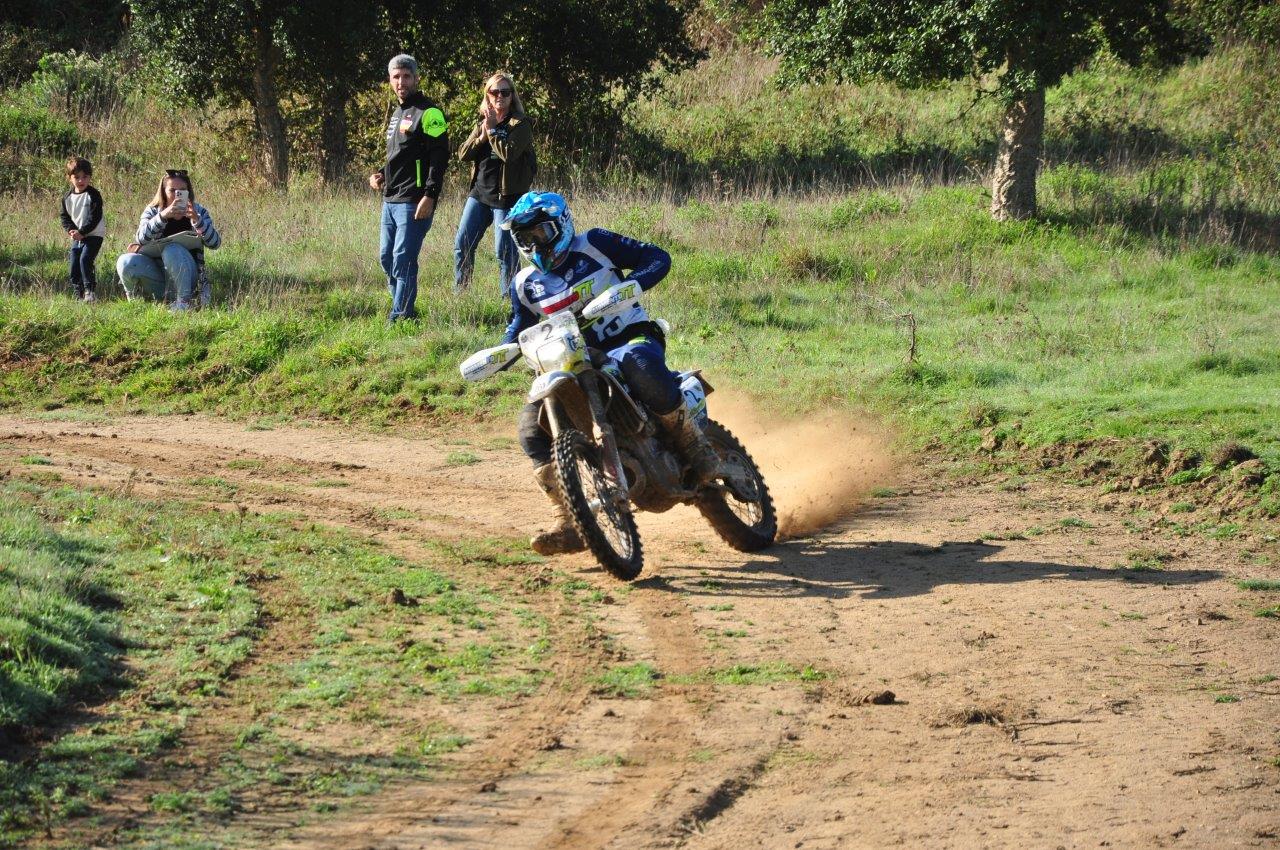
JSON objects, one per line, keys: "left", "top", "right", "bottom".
{"left": 502, "top": 191, "right": 574, "bottom": 273}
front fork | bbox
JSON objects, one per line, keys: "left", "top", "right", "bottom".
{"left": 544, "top": 373, "right": 630, "bottom": 502}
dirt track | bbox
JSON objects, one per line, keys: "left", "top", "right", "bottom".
{"left": 2, "top": 408, "right": 1277, "bottom": 849}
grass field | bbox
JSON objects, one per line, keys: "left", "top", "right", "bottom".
{"left": 0, "top": 471, "right": 566, "bottom": 846}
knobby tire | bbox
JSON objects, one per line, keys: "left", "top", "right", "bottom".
{"left": 553, "top": 428, "right": 644, "bottom": 580}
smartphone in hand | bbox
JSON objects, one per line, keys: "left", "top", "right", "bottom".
{"left": 174, "top": 189, "right": 190, "bottom": 213}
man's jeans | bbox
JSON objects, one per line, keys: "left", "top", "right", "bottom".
{"left": 379, "top": 201, "right": 433, "bottom": 321}
{"left": 69, "top": 235, "right": 102, "bottom": 298}
{"left": 116, "top": 244, "right": 198, "bottom": 307}
{"left": 453, "top": 196, "right": 520, "bottom": 295}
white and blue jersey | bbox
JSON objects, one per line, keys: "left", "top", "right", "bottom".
{"left": 502, "top": 228, "right": 671, "bottom": 348}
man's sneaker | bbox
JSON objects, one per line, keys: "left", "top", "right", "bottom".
{"left": 82, "top": 291, "right": 97, "bottom": 303}
{"left": 169, "top": 299, "right": 192, "bottom": 312}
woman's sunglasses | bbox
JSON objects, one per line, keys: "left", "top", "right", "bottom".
{"left": 488, "top": 88, "right": 513, "bottom": 98}
{"left": 165, "top": 168, "right": 189, "bottom": 178}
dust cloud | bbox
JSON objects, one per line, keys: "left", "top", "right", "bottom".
{"left": 709, "top": 390, "right": 896, "bottom": 538}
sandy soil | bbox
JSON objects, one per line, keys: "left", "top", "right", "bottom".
{"left": 1, "top": 404, "right": 1276, "bottom": 849}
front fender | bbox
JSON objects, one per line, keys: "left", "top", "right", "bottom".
{"left": 528, "top": 370, "right": 575, "bottom": 403}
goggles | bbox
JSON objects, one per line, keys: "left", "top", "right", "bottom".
{"left": 512, "top": 220, "right": 560, "bottom": 251}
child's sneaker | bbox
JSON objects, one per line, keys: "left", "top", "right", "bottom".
{"left": 83, "top": 291, "right": 97, "bottom": 303}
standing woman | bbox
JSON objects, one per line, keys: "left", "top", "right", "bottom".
{"left": 453, "top": 71, "right": 536, "bottom": 295}
{"left": 116, "top": 169, "right": 221, "bottom": 310}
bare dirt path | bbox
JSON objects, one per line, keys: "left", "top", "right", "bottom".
{"left": 2, "top": 407, "right": 1276, "bottom": 849}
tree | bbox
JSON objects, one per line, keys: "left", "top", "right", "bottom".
{"left": 286, "top": 0, "right": 390, "bottom": 182}
{"left": 129, "top": 0, "right": 296, "bottom": 187}
{"left": 432, "top": 0, "right": 701, "bottom": 166}
{"left": 127, "top": 0, "right": 697, "bottom": 184}
{"left": 761, "top": 1, "right": 1189, "bottom": 220}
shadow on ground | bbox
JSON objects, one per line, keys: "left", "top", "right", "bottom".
{"left": 642, "top": 538, "right": 1220, "bottom": 601}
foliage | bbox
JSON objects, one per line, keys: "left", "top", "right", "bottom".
{"left": 10, "top": 51, "right": 128, "bottom": 122}
{"left": 1174, "top": 0, "right": 1280, "bottom": 46}
{"left": 759, "top": 0, "right": 1189, "bottom": 97}
{"left": 0, "top": 103, "right": 86, "bottom": 191}
{"left": 421, "top": 0, "right": 702, "bottom": 169}
{"left": 0, "top": 0, "right": 126, "bottom": 87}
{"left": 0, "top": 106, "right": 83, "bottom": 157}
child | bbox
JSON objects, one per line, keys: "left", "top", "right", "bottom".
{"left": 59, "top": 156, "right": 106, "bottom": 302}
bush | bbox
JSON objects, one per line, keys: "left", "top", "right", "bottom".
{"left": 16, "top": 51, "right": 127, "bottom": 123}
{"left": 0, "top": 105, "right": 83, "bottom": 157}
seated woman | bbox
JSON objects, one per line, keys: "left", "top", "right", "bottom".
{"left": 116, "top": 169, "right": 221, "bottom": 309}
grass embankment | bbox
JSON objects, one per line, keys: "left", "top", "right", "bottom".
{"left": 0, "top": 471, "right": 558, "bottom": 847}
{"left": 2, "top": 181, "right": 1278, "bottom": 513}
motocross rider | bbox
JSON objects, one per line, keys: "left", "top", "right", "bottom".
{"left": 500, "top": 191, "right": 720, "bottom": 556}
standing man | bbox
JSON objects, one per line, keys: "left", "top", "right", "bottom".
{"left": 369, "top": 54, "right": 449, "bottom": 321}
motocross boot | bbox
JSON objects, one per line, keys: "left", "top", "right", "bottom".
{"left": 530, "top": 463, "right": 586, "bottom": 556}
{"left": 657, "top": 407, "right": 721, "bottom": 487}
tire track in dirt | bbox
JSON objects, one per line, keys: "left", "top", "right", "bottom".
{"left": 0, "top": 415, "right": 830, "bottom": 849}
{"left": 0, "top": 418, "right": 638, "bottom": 847}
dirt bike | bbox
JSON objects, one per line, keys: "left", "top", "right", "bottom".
{"left": 459, "top": 289, "right": 776, "bottom": 581}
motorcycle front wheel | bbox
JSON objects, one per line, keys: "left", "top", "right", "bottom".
{"left": 697, "top": 418, "right": 778, "bottom": 552}
{"left": 554, "top": 428, "right": 644, "bottom": 580}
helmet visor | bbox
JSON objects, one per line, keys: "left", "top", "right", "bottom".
{"left": 512, "top": 221, "right": 560, "bottom": 252}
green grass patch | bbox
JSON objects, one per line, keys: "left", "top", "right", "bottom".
{"left": 0, "top": 476, "right": 546, "bottom": 846}
{"left": 1122, "top": 549, "right": 1173, "bottom": 572}
{"left": 575, "top": 753, "right": 632, "bottom": 770}
{"left": 593, "top": 662, "right": 661, "bottom": 698}
{"left": 670, "top": 661, "right": 828, "bottom": 687}
{"left": 1236, "top": 578, "right": 1280, "bottom": 591}
{"left": 310, "top": 478, "right": 349, "bottom": 488}
{"left": 445, "top": 451, "right": 481, "bottom": 467}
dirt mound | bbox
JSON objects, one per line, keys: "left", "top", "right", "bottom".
{"left": 710, "top": 390, "right": 895, "bottom": 537}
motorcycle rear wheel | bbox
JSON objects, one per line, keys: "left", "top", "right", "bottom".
{"left": 697, "top": 419, "right": 777, "bottom": 552}
{"left": 554, "top": 428, "right": 644, "bottom": 580}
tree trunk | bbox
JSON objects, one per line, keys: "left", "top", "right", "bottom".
{"left": 990, "top": 88, "right": 1044, "bottom": 221}
{"left": 251, "top": 23, "right": 289, "bottom": 189}
{"left": 318, "top": 84, "right": 348, "bottom": 184}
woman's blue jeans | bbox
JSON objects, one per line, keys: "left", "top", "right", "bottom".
{"left": 379, "top": 201, "right": 433, "bottom": 321}
{"left": 453, "top": 196, "right": 520, "bottom": 295}
{"left": 116, "top": 244, "right": 198, "bottom": 307}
